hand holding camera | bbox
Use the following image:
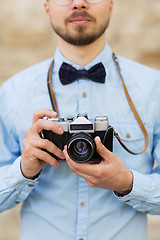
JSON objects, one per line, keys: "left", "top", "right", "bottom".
{"left": 64, "top": 137, "right": 133, "bottom": 195}
{"left": 21, "top": 110, "right": 132, "bottom": 194}
{"left": 21, "top": 109, "right": 65, "bottom": 179}
{"left": 41, "top": 112, "right": 133, "bottom": 194}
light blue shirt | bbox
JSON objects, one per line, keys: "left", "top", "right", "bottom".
{"left": 0, "top": 43, "right": 160, "bottom": 240}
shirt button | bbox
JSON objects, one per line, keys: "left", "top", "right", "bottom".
{"left": 15, "top": 201, "right": 20, "bottom": 204}
{"left": 79, "top": 238, "right": 84, "bottom": 240}
{"left": 125, "top": 200, "right": 130, "bottom": 203}
{"left": 126, "top": 133, "right": 131, "bottom": 139}
{"left": 80, "top": 202, "right": 85, "bottom": 207}
{"left": 82, "top": 92, "right": 87, "bottom": 98}
{"left": 28, "top": 184, "right": 34, "bottom": 187}
{"left": 145, "top": 211, "right": 149, "bottom": 214}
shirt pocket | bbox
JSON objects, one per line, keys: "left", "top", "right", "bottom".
{"left": 113, "top": 123, "right": 145, "bottom": 155}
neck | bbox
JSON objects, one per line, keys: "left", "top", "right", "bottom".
{"left": 57, "top": 34, "right": 106, "bottom": 66}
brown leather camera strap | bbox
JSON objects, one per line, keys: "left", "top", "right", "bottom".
{"left": 112, "top": 53, "right": 148, "bottom": 154}
{"left": 47, "top": 59, "right": 59, "bottom": 116}
{"left": 47, "top": 54, "right": 149, "bottom": 155}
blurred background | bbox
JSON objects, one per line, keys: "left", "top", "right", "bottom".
{"left": 0, "top": 0, "right": 160, "bottom": 239}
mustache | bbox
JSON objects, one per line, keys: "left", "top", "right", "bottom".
{"left": 65, "top": 11, "right": 96, "bottom": 23}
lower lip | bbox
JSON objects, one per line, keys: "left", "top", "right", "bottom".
{"left": 70, "top": 20, "right": 90, "bottom": 25}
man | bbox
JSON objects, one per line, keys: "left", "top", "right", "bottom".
{"left": 0, "top": 0, "right": 160, "bottom": 239}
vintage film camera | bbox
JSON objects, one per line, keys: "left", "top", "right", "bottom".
{"left": 41, "top": 114, "right": 113, "bottom": 163}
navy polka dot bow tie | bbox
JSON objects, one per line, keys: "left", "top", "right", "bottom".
{"left": 59, "top": 62, "right": 106, "bottom": 85}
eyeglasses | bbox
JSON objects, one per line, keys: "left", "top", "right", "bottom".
{"left": 51, "top": 0, "right": 104, "bottom": 6}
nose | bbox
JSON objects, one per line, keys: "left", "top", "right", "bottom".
{"left": 71, "top": 0, "right": 89, "bottom": 10}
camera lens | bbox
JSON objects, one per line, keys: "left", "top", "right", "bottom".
{"left": 67, "top": 132, "right": 96, "bottom": 163}
{"left": 74, "top": 141, "right": 88, "bottom": 155}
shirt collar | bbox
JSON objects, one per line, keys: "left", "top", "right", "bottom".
{"left": 53, "top": 42, "right": 113, "bottom": 76}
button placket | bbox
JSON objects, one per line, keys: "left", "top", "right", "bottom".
{"left": 76, "top": 177, "right": 89, "bottom": 240}
{"left": 78, "top": 81, "right": 90, "bottom": 114}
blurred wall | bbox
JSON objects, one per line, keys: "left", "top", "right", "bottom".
{"left": 0, "top": 0, "right": 160, "bottom": 239}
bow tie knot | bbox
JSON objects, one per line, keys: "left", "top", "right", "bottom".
{"left": 59, "top": 62, "right": 106, "bottom": 85}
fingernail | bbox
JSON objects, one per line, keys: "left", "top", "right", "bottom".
{"left": 59, "top": 127, "right": 64, "bottom": 133}
{"left": 95, "top": 136, "right": 101, "bottom": 144}
{"left": 63, "top": 149, "right": 67, "bottom": 156}
{"left": 50, "top": 110, "right": 57, "bottom": 115}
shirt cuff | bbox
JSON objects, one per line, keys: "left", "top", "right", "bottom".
{"left": 8, "top": 156, "right": 40, "bottom": 188}
{"left": 0, "top": 157, "right": 40, "bottom": 210}
{"left": 113, "top": 170, "right": 154, "bottom": 212}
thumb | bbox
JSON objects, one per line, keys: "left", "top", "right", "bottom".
{"left": 95, "top": 136, "right": 111, "bottom": 160}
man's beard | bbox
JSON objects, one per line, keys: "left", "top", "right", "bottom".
{"left": 51, "top": 12, "right": 110, "bottom": 46}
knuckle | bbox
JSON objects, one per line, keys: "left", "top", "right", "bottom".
{"left": 33, "top": 110, "right": 39, "bottom": 118}
{"left": 23, "top": 139, "right": 31, "bottom": 152}
{"left": 54, "top": 147, "right": 62, "bottom": 157}
{"left": 23, "top": 138, "right": 27, "bottom": 146}
{"left": 40, "top": 150, "right": 48, "bottom": 160}
{"left": 42, "top": 139, "right": 50, "bottom": 149}
{"left": 34, "top": 119, "right": 44, "bottom": 131}
{"left": 25, "top": 130, "right": 30, "bottom": 138}
{"left": 92, "top": 178, "right": 99, "bottom": 186}
{"left": 23, "top": 144, "right": 32, "bottom": 155}
{"left": 37, "top": 119, "right": 43, "bottom": 126}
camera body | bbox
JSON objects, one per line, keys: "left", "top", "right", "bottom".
{"left": 41, "top": 114, "right": 113, "bottom": 163}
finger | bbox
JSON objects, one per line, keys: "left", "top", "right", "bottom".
{"left": 63, "top": 149, "right": 98, "bottom": 177}
{"left": 32, "top": 119, "right": 64, "bottom": 136}
{"left": 32, "top": 109, "right": 57, "bottom": 124}
{"left": 95, "top": 136, "right": 111, "bottom": 161}
{"left": 23, "top": 141, "right": 61, "bottom": 167}
{"left": 26, "top": 137, "right": 65, "bottom": 159}
{"left": 33, "top": 147, "right": 61, "bottom": 167}
{"left": 64, "top": 151, "right": 92, "bottom": 179}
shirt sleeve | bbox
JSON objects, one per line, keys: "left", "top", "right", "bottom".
{"left": 0, "top": 156, "right": 39, "bottom": 213}
{"left": 115, "top": 169, "right": 160, "bottom": 214}
{"left": 114, "top": 87, "right": 160, "bottom": 215}
{"left": 0, "top": 83, "right": 39, "bottom": 213}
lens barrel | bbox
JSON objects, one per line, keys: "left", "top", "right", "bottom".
{"left": 67, "top": 132, "right": 96, "bottom": 163}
